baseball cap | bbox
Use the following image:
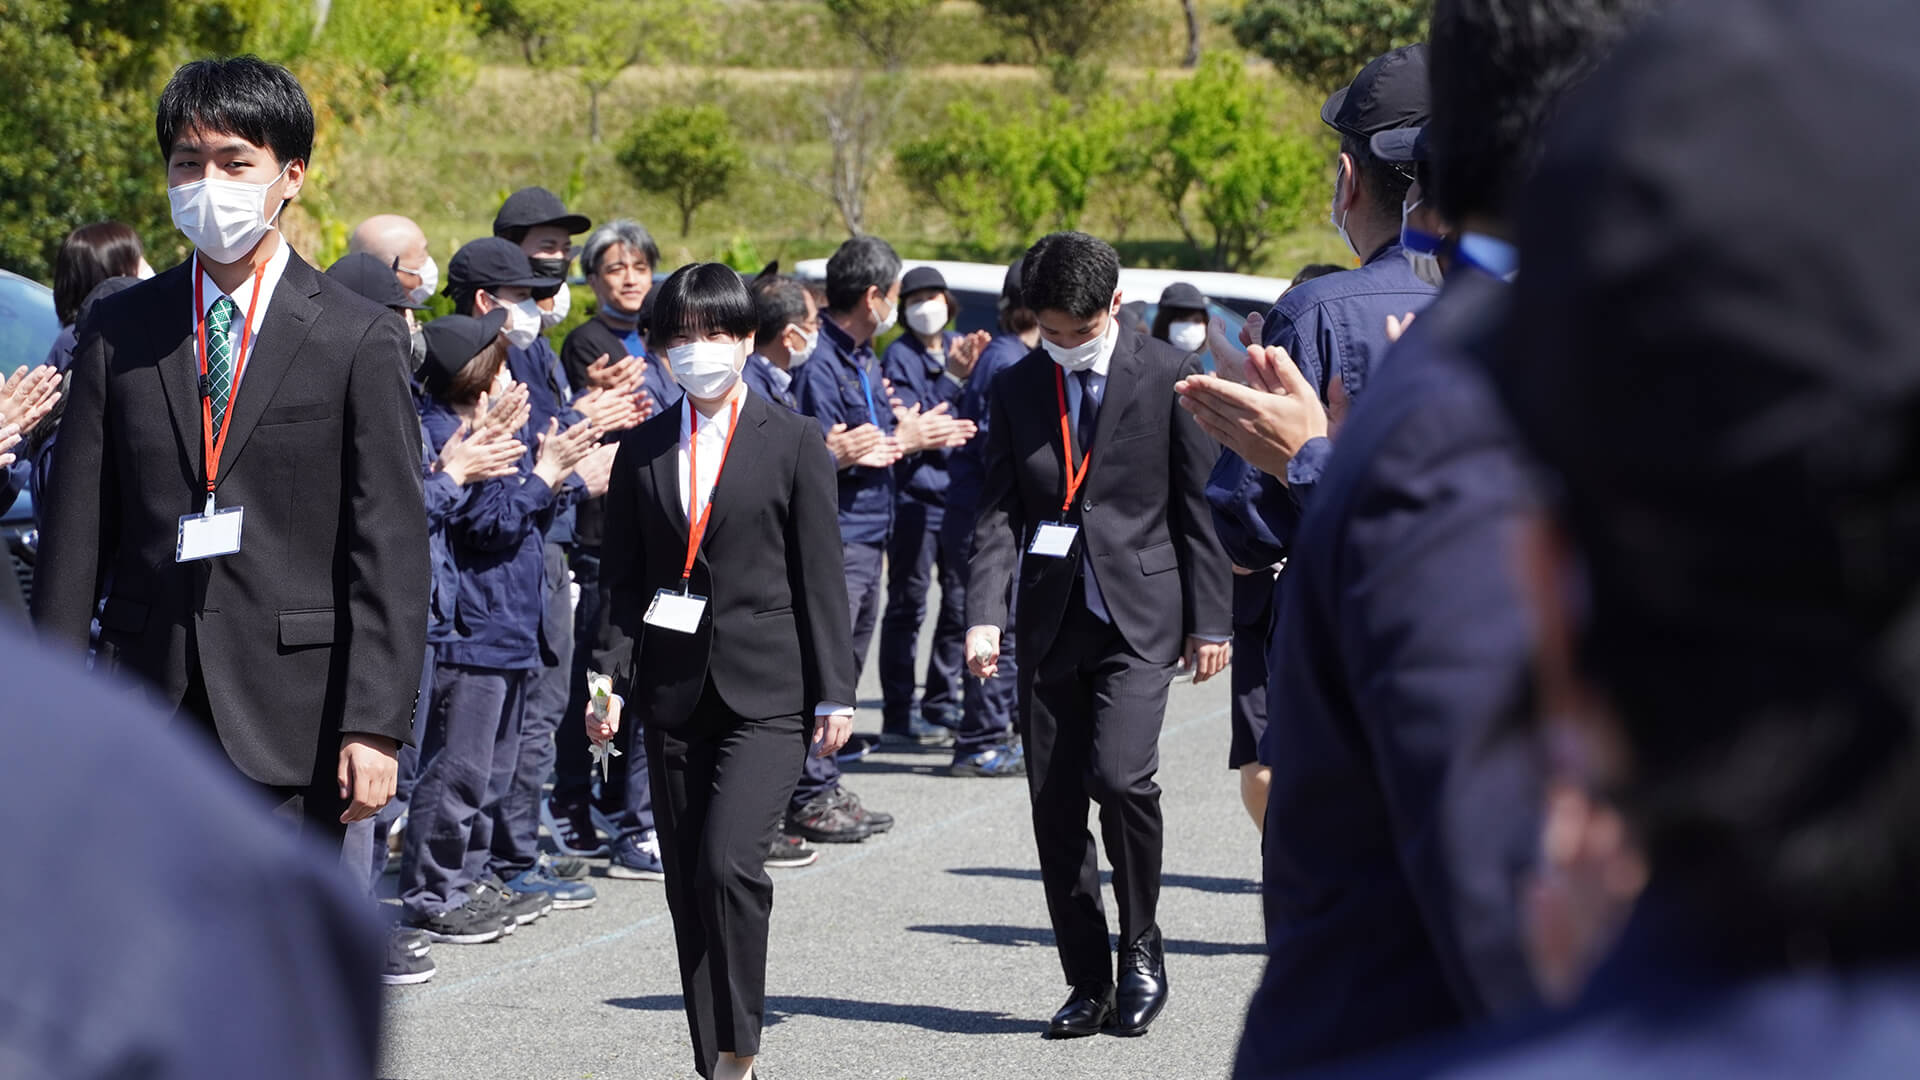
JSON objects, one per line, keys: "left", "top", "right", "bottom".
{"left": 446, "top": 237, "right": 563, "bottom": 296}
{"left": 493, "top": 187, "right": 591, "bottom": 237}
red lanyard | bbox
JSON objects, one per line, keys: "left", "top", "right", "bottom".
{"left": 192, "top": 257, "right": 268, "bottom": 501}
{"left": 1054, "top": 365, "right": 1092, "bottom": 516}
{"left": 681, "top": 399, "right": 741, "bottom": 589}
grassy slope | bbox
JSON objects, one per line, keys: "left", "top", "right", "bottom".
{"left": 312, "top": 54, "right": 1354, "bottom": 282}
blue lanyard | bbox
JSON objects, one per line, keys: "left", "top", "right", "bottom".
{"left": 856, "top": 363, "right": 878, "bottom": 425}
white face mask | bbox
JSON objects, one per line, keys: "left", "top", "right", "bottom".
{"left": 1400, "top": 199, "right": 1448, "bottom": 288}
{"left": 539, "top": 282, "right": 571, "bottom": 329}
{"left": 1329, "top": 162, "right": 1358, "bottom": 259}
{"left": 491, "top": 294, "right": 543, "bottom": 350}
{"left": 1167, "top": 320, "right": 1208, "bottom": 353}
{"left": 169, "top": 161, "right": 291, "bottom": 265}
{"left": 872, "top": 293, "right": 898, "bottom": 337}
{"left": 400, "top": 255, "right": 438, "bottom": 306}
{"left": 905, "top": 298, "right": 948, "bottom": 336}
{"left": 666, "top": 339, "right": 746, "bottom": 399}
{"left": 1042, "top": 311, "right": 1119, "bottom": 374}
{"left": 787, "top": 324, "right": 818, "bottom": 366}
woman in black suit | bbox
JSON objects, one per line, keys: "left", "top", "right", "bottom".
{"left": 590, "top": 264, "right": 855, "bottom": 1080}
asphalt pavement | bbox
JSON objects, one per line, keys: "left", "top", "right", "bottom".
{"left": 380, "top": 644, "right": 1266, "bottom": 1080}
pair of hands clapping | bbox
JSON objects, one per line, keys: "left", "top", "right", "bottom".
{"left": 0, "top": 365, "right": 62, "bottom": 468}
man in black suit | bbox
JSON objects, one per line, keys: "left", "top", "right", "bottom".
{"left": 966, "top": 231, "right": 1232, "bottom": 1039}
{"left": 33, "top": 57, "right": 427, "bottom": 840}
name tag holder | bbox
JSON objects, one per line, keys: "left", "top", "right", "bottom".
{"left": 176, "top": 257, "right": 266, "bottom": 564}
{"left": 649, "top": 398, "right": 740, "bottom": 634}
{"left": 1028, "top": 521, "right": 1080, "bottom": 559}
{"left": 1028, "top": 366, "right": 1093, "bottom": 560}
{"left": 645, "top": 588, "right": 708, "bottom": 634}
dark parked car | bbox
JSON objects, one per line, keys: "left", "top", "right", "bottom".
{"left": 2, "top": 268, "right": 61, "bottom": 605}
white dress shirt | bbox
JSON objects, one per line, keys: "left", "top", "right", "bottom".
{"left": 193, "top": 237, "right": 291, "bottom": 390}
{"left": 678, "top": 394, "right": 853, "bottom": 721}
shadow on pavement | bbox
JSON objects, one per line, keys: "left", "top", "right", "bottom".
{"left": 907, "top": 923, "right": 1265, "bottom": 957}
{"left": 946, "top": 866, "right": 1260, "bottom": 895}
{"left": 607, "top": 994, "right": 1036, "bottom": 1035}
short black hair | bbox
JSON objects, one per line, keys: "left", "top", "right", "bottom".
{"left": 647, "top": 263, "right": 758, "bottom": 352}
{"left": 1428, "top": 0, "right": 1655, "bottom": 224}
{"left": 1290, "top": 262, "right": 1346, "bottom": 287}
{"left": 1021, "top": 232, "right": 1120, "bottom": 319}
{"left": 751, "top": 275, "right": 811, "bottom": 350}
{"left": 1340, "top": 134, "right": 1415, "bottom": 226}
{"left": 155, "top": 56, "right": 314, "bottom": 168}
{"left": 824, "top": 235, "right": 901, "bottom": 313}
{"left": 54, "top": 222, "right": 143, "bottom": 327}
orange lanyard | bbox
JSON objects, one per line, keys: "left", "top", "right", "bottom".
{"left": 1054, "top": 365, "right": 1092, "bottom": 517}
{"left": 681, "top": 399, "right": 741, "bottom": 590}
{"left": 192, "top": 257, "right": 268, "bottom": 502}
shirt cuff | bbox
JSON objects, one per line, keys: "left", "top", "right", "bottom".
{"left": 1286, "top": 436, "right": 1334, "bottom": 488}
{"left": 814, "top": 702, "right": 855, "bottom": 719}
{"left": 1190, "top": 634, "right": 1231, "bottom": 644}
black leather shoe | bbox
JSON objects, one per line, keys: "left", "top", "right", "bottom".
{"left": 1113, "top": 927, "right": 1168, "bottom": 1036}
{"left": 1045, "top": 985, "right": 1115, "bottom": 1039}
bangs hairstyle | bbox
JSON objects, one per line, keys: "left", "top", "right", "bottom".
{"left": 156, "top": 56, "right": 314, "bottom": 168}
{"left": 54, "top": 222, "right": 143, "bottom": 326}
{"left": 647, "top": 263, "right": 758, "bottom": 352}
{"left": 442, "top": 334, "right": 511, "bottom": 406}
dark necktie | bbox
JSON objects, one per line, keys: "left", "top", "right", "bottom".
{"left": 1075, "top": 369, "right": 1099, "bottom": 457}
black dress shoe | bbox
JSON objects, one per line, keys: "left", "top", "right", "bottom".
{"left": 1045, "top": 985, "right": 1115, "bottom": 1039}
{"left": 1113, "top": 927, "right": 1168, "bottom": 1036}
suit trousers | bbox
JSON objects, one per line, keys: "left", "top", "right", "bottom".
{"left": 1022, "top": 588, "right": 1175, "bottom": 990}
{"left": 490, "top": 542, "right": 574, "bottom": 879}
{"left": 1229, "top": 569, "right": 1277, "bottom": 770}
{"left": 401, "top": 664, "right": 527, "bottom": 917}
{"left": 651, "top": 685, "right": 808, "bottom": 1079}
{"left": 879, "top": 499, "right": 967, "bottom": 728}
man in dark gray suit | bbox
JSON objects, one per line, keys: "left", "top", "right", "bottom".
{"left": 34, "top": 56, "right": 428, "bottom": 841}
{"left": 966, "top": 231, "right": 1231, "bottom": 1040}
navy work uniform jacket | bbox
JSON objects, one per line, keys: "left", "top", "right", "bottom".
{"left": 795, "top": 316, "right": 897, "bottom": 546}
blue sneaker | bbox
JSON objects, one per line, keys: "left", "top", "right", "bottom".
{"left": 951, "top": 743, "right": 1027, "bottom": 778}
{"left": 608, "top": 830, "right": 666, "bottom": 881}
{"left": 505, "top": 864, "right": 598, "bottom": 910}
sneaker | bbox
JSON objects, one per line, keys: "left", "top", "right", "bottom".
{"left": 404, "top": 898, "right": 509, "bottom": 945}
{"left": 477, "top": 874, "right": 552, "bottom": 926}
{"left": 507, "top": 864, "right": 598, "bottom": 910}
{"left": 543, "top": 796, "right": 609, "bottom": 857}
{"left": 881, "top": 712, "right": 956, "bottom": 747}
{"left": 834, "top": 786, "right": 894, "bottom": 833}
{"left": 951, "top": 742, "right": 1027, "bottom": 778}
{"left": 382, "top": 927, "right": 438, "bottom": 985}
{"left": 767, "top": 833, "right": 819, "bottom": 869}
{"left": 393, "top": 927, "right": 432, "bottom": 958}
{"left": 608, "top": 831, "right": 666, "bottom": 880}
{"left": 921, "top": 701, "right": 963, "bottom": 730}
{"left": 786, "top": 792, "right": 872, "bottom": 844}
{"left": 542, "top": 853, "right": 590, "bottom": 881}
{"left": 833, "top": 733, "right": 881, "bottom": 763}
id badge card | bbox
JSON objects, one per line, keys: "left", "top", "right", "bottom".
{"left": 176, "top": 505, "right": 245, "bottom": 562}
{"left": 1028, "top": 521, "right": 1080, "bottom": 558}
{"left": 645, "top": 589, "right": 708, "bottom": 634}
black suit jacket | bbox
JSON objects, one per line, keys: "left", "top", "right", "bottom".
{"left": 33, "top": 251, "right": 429, "bottom": 787}
{"left": 967, "top": 325, "right": 1231, "bottom": 666}
{"left": 594, "top": 388, "right": 855, "bottom": 727}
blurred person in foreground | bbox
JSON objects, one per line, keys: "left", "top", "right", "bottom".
{"left": 1324, "top": 0, "right": 1920, "bottom": 1074}
{"left": 1226, "top": 1, "right": 1656, "bottom": 1073}
{"left": 0, "top": 619, "right": 381, "bottom": 1078}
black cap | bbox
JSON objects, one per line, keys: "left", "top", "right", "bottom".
{"left": 420, "top": 310, "right": 508, "bottom": 392}
{"left": 1000, "top": 257, "right": 1025, "bottom": 307}
{"left": 901, "top": 266, "right": 947, "bottom": 296}
{"left": 446, "top": 237, "right": 562, "bottom": 295}
{"left": 1322, "top": 44, "right": 1430, "bottom": 142}
{"left": 1370, "top": 125, "right": 1429, "bottom": 164}
{"left": 493, "top": 187, "right": 590, "bottom": 237}
{"left": 1158, "top": 282, "right": 1208, "bottom": 312}
{"left": 1500, "top": 0, "right": 1920, "bottom": 719}
{"left": 326, "top": 251, "right": 426, "bottom": 310}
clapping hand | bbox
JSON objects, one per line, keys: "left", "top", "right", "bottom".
{"left": 893, "top": 401, "right": 977, "bottom": 455}
{"left": 584, "top": 352, "right": 645, "bottom": 393}
{"left": 0, "top": 364, "right": 61, "bottom": 437}
{"left": 576, "top": 387, "right": 646, "bottom": 434}
{"left": 1174, "top": 345, "right": 1329, "bottom": 481}
{"left": 435, "top": 416, "right": 523, "bottom": 486}
{"left": 825, "top": 421, "right": 899, "bottom": 469}
{"left": 532, "top": 416, "right": 599, "bottom": 488}
{"left": 945, "top": 330, "right": 993, "bottom": 380}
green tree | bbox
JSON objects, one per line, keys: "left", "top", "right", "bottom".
{"left": 1146, "top": 55, "right": 1327, "bottom": 270}
{"left": 1229, "top": 0, "right": 1429, "bottom": 92}
{"left": 489, "top": 0, "right": 709, "bottom": 141}
{"left": 616, "top": 105, "right": 744, "bottom": 237}
{"left": 823, "top": 0, "right": 940, "bottom": 72}
{"left": 975, "top": 0, "right": 1140, "bottom": 62}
